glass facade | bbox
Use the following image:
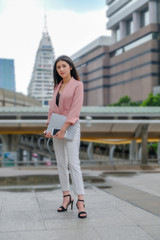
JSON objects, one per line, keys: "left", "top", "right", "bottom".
{"left": 0, "top": 59, "right": 16, "bottom": 91}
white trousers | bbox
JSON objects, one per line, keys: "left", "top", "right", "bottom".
{"left": 53, "top": 124, "right": 85, "bottom": 195}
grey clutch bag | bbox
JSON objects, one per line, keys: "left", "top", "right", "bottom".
{"left": 47, "top": 113, "right": 79, "bottom": 141}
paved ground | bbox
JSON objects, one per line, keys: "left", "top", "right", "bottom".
{"left": 0, "top": 167, "right": 160, "bottom": 240}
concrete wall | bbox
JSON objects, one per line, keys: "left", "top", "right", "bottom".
{"left": 0, "top": 88, "right": 42, "bottom": 107}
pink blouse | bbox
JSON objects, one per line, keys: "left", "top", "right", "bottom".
{"left": 47, "top": 77, "right": 84, "bottom": 125}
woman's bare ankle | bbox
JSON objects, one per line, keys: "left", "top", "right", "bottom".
{"left": 78, "top": 194, "right": 84, "bottom": 200}
{"left": 63, "top": 190, "right": 70, "bottom": 196}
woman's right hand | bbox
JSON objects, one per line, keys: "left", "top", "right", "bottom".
{"left": 43, "top": 130, "right": 52, "bottom": 138}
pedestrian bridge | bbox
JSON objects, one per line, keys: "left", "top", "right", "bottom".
{"left": 0, "top": 106, "right": 160, "bottom": 138}
{"left": 0, "top": 106, "right": 160, "bottom": 164}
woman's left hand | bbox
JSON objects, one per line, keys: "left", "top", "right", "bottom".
{"left": 54, "top": 130, "right": 65, "bottom": 139}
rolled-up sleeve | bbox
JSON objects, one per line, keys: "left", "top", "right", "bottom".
{"left": 66, "top": 82, "right": 84, "bottom": 124}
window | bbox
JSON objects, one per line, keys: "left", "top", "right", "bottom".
{"left": 42, "top": 45, "right": 52, "bottom": 49}
{"left": 110, "top": 33, "right": 153, "bottom": 57}
{"left": 115, "top": 27, "right": 120, "bottom": 41}
{"left": 44, "top": 72, "right": 52, "bottom": 76}
{"left": 124, "top": 33, "right": 152, "bottom": 51}
{"left": 44, "top": 57, "right": 51, "bottom": 59}
{"left": 126, "top": 19, "right": 134, "bottom": 36}
{"left": 141, "top": 9, "right": 149, "bottom": 27}
{"left": 114, "top": 48, "right": 123, "bottom": 56}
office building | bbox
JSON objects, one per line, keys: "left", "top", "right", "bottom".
{"left": 106, "top": 0, "right": 160, "bottom": 104}
{"left": 72, "top": 36, "right": 112, "bottom": 106}
{"left": 73, "top": 0, "right": 160, "bottom": 106}
{"left": 0, "top": 59, "right": 16, "bottom": 92}
{"left": 27, "top": 17, "right": 55, "bottom": 105}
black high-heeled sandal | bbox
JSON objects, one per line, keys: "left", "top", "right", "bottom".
{"left": 76, "top": 199, "right": 87, "bottom": 219}
{"left": 57, "top": 194, "right": 74, "bottom": 212}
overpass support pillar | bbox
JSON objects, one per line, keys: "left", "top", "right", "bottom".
{"left": 109, "top": 145, "right": 115, "bottom": 165}
{"left": 17, "top": 148, "right": 23, "bottom": 161}
{"left": 138, "top": 146, "right": 142, "bottom": 162}
{"left": 129, "top": 140, "right": 138, "bottom": 164}
{"left": 87, "top": 142, "right": 93, "bottom": 160}
{"left": 141, "top": 125, "right": 148, "bottom": 165}
{"left": 26, "top": 151, "right": 32, "bottom": 165}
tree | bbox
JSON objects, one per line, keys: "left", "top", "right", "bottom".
{"left": 109, "top": 93, "right": 160, "bottom": 106}
{"left": 140, "top": 93, "right": 160, "bottom": 106}
{"left": 109, "top": 95, "right": 140, "bottom": 106}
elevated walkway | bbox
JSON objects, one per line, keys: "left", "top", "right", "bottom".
{"left": 0, "top": 106, "right": 160, "bottom": 164}
{"left": 0, "top": 106, "right": 160, "bottom": 138}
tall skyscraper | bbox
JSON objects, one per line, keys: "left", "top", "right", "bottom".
{"left": 0, "top": 58, "right": 16, "bottom": 92}
{"left": 27, "top": 16, "right": 55, "bottom": 105}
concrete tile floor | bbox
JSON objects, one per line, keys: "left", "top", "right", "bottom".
{"left": 0, "top": 168, "right": 160, "bottom": 239}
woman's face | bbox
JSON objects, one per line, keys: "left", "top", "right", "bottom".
{"left": 56, "top": 60, "right": 72, "bottom": 79}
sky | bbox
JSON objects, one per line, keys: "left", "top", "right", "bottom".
{"left": 0, "top": 0, "right": 110, "bottom": 95}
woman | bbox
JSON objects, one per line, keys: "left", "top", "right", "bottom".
{"left": 44, "top": 55, "right": 87, "bottom": 219}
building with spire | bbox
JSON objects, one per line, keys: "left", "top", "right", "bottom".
{"left": 27, "top": 16, "right": 55, "bottom": 105}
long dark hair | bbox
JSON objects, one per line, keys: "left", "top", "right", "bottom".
{"left": 53, "top": 55, "right": 80, "bottom": 87}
